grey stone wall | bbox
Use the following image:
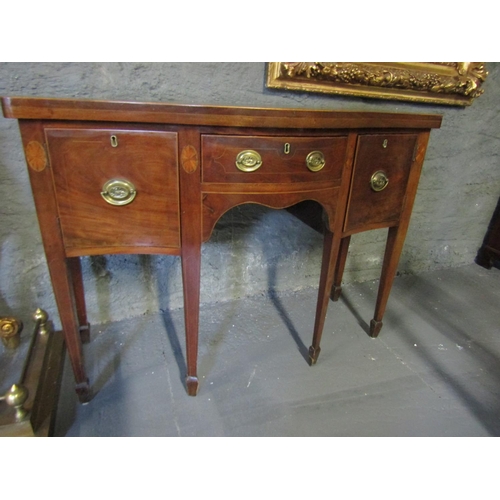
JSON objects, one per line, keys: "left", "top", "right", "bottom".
{"left": 1, "top": 62, "right": 499, "bottom": 328}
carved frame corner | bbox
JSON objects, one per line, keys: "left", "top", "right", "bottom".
{"left": 266, "top": 62, "right": 488, "bottom": 106}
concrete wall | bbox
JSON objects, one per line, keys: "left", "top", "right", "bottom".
{"left": 1, "top": 62, "right": 499, "bottom": 328}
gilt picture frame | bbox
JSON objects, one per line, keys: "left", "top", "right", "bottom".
{"left": 266, "top": 62, "right": 488, "bottom": 106}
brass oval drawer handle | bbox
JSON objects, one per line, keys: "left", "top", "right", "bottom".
{"left": 235, "top": 150, "right": 262, "bottom": 172}
{"left": 306, "top": 151, "right": 325, "bottom": 172}
{"left": 370, "top": 171, "right": 389, "bottom": 192}
{"left": 101, "top": 179, "right": 137, "bottom": 206}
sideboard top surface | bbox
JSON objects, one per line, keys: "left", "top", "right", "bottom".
{"left": 1, "top": 96, "right": 443, "bottom": 130}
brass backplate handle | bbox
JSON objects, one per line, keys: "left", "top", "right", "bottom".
{"left": 101, "top": 179, "right": 137, "bottom": 206}
{"left": 306, "top": 151, "right": 325, "bottom": 172}
{"left": 370, "top": 170, "right": 389, "bottom": 192}
{"left": 236, "top": 150, "right": 262, "bottom": 172}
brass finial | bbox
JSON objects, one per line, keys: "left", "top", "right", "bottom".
{"left": 33, "top": 308, "right": 50, "bottom": 335}
{"left": 5, "top": 384, "right": 29, "bottom": 421}
{"left": 0, "top": 317, "right": 23, "bottom": 349}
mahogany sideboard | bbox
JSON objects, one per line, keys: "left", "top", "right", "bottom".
{"left": 1, "top": 97, "right": 442, "bottom": 403}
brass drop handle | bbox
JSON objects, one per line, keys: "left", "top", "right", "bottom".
{"left": 236, "top": 150, "right": 262, "bottom": 172}
{"left": 101, "top": 179, "right": 137, "bottom": 206}
{"left": 306, "top": 151, "right": 325, "bottom": 172}
{"left": 370, "top": 170, "right": 389, "bottom": 192}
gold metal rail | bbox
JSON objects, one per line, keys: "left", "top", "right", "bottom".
{"left": 0, "top": 309, "right": 50, "bottom": 422}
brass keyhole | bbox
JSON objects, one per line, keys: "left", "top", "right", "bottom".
{"left": 284, "top": 143, "right": 291, "bottom": 154}
{"left": 110, "top": 135, "right": 118, "bottom": 147}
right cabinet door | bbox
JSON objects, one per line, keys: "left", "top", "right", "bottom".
{"left": 344, "top": 133, "right": 418, "bottom": 234}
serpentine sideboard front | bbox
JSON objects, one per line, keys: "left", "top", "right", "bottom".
{"left": 1, "top": 97, "right": 442, "bottom": 403}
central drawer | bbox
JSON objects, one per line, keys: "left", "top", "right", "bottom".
{"left": 201, "top": 135, "right": 348, "bottom": 184}
{"left": 45, "top": 128, "right": 180, "bottom": 254}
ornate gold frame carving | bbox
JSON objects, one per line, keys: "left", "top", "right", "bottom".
{"left": 266, "top": 63, "right": 488, "bottom": 106}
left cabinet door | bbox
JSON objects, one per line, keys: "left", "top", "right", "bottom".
{"left": 45, "top": 128, "right": 180, "bottom": 256}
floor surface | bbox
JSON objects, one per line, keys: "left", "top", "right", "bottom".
{"left": 54, "top": 263, "right": 500, "bottom": 436}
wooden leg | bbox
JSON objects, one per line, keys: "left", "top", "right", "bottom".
{"left": 19, "top": 122, "right": 90, "bottom": 403}
{"left": 476, "top": 245, "right": 496, "bottom": 270}
{"left": 330, "top": 235, "right": 351, "bottom": 302}
{"left": 179, "top": 128, "right": 202, "bottom": 396}
{"left": 50, "top": 258, "right": 91, "bottom": 403}
{"left": 370, "top": 225, "right": 406, "bottom": 338}
{"left": 309, "top": 229, "right": 342, "bottom": 365}
{"left": 68, "top": 257, "right": 91, "bottom": 344}
{"left": 181, "top": 246, "right": 201, "bottom": 396}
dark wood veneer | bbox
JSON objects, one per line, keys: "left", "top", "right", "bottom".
{"left": 2, "top": 97, "right": 442, "bottom": 129}
{"left": 2, "top": 96, "right": 441, "bottom": 403}
{"left": 46, "top": 127, "right": 180, "bottom": 254}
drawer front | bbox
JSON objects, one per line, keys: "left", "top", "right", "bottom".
{"left": 45, "top": 128, "right": 180, "bottom": 251}
{"left": 344, "top": 133, "right": 418, "bottom": 233}
{"left": 202, "top": 135, "right": 348, "bottom": 184}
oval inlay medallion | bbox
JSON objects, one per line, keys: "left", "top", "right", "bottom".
{"left": 25, "top": 141, "right": 47, "bottom": 172}
{"left": 181, "top": 145, "right": 198, "bottom": 174}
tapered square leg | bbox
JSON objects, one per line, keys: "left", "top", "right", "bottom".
{"left": 20, "top": 121, "right": 91, "bottom": 404}
{"left": 370, "top": 319, "right": 383, "bottom": 338}
{"left": 371, "top": 226, "right": 408, "bottom": 337}
{"left": 309, "top": 229, "right": 342, "bottom": 365}
{"left": 308, "top": 345, "right": 321, "bottom": 365}
{"left": 179, "top": 129, "right": 203, "bottom": 396}
{"left": 186, "top": 376, "right": 199, "bottom": 396}
{"left": 68, "top": 257, "right": 91, "bottom": 344}
{"left": 330, "top": 236, "right": 351, "bottom": 302}
{"left": 75, "top": 379, "right": 92, "bottom": 404}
